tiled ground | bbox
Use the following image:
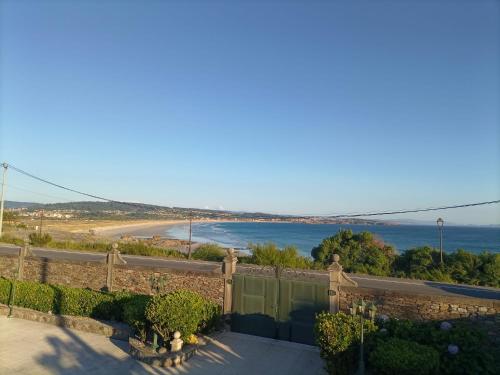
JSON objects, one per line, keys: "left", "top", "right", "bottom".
{"left": 0, "top": 316, "right": 326, "bottom": 375}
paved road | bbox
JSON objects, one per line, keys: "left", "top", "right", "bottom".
{"left": 1, "top": 243, "right": 499, "bottom": 300}
{"left": 0, "top": 316, "right": 325, "bottom": 375}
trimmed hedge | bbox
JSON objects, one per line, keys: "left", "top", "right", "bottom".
{"left": 0, "top": 278, "right": 220, "bottom": 344}
{"left": 0, "top": 277, "right": 146, "bottom": 322}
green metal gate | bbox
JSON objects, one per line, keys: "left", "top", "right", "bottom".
{"left": 231, "top": 274, "right": 328, "bottom": 345}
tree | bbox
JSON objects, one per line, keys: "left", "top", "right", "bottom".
{"left": 311, "top": 229, "right": 396, "bottom": 276}
{"left": 393, "top": 246, "right": 452, "bottom": 282}
{"left": 248, "top": 243, "right": 313, "bottom": 270}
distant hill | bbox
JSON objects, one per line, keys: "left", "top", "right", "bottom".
{"left": 4, "top": 200, "right": 385, "bottom": 224}
{"left": 5, "top": 201, "right": 39, "bottom": 209}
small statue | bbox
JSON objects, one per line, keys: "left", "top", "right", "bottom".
{"left": 170, "top": 331, "right": 183, "bottom": 352}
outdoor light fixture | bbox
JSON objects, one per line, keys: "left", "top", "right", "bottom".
{"left": 350, "top": 299, "right": 377, "bottom": 375}
{"left": 437, "top": 218, "right": 444, "bottom": 265}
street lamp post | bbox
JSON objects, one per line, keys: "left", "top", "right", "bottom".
{"left": 187, "top": 211, "right": 193, "bottom": 259}
{"left": 437, "top": 218, "right": 444, "bottom": 265}
{"left": 350, "top": 299, "right": 377, "bottom": 375}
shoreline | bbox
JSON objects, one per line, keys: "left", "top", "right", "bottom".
{"left": 83, "top": 219, "right": 234, "bottom": 239}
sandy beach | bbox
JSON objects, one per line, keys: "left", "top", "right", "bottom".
{"left": 77, "top": 219, "right": 234, "bottom": 239}
{"left": 70, "top": 220, "right": 185, "bottom": 238}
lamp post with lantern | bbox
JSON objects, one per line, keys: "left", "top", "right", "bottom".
{"left": 437, "top": 218, "right": 444, "bottom": 265}
{"left": 350, "top": 299, "right": 377, "bottom": 375}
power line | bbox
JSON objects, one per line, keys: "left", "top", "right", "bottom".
{"left": 324, "top": 200, "right": 500, "bottom": 218}
{"left": 6, "top": 184, "right": 76, "bottom": 203}
{"left": 5, "top": 162, "right": 500, "bottom": 218}
{"left": 7, "top": 164, "right": 153, "bottom": 210}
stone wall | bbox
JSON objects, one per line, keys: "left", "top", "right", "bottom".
{"left": 23, "top": 257, "right": 108, "bottom": 290}
{"left": 340, "top": 286, "right": 500, "bottom": 321}
{"left": 0, "top": 254, "right": 18, "bottom": 279}
{"left": 1, "top": 253, "right": 498, "bottom": 318}
{"left": 0, "top": 254, "right": 225, "bottom": 305}
{"left": 113, "top": 264, "right": 225, "bottom": 305}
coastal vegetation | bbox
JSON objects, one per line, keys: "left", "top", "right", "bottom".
{"left": 191, "top": 243, "right": 226, "bottom": 261}
{"left": 0, "top": 228, "right": 498, "bottom": 287}
{"left": 241, "top": 243, "right": 314, "bottom": 270}
{"left": 312, "top": 229, "right": 500, "bottom": 287}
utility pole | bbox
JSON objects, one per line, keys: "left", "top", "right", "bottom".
{"left": 0, "top": 163, "right": 8, "bottom": 238}
{"left": 187, "top": 211, "right": 193, "bottom": 259}
{"left": 39, "top": 210, "right": 44, "bottom": 235}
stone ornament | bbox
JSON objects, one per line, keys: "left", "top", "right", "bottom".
{"left": 170, "top": 331, "right": 183, "bottom": 352}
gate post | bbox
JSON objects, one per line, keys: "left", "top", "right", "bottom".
{"left": 106, "top": 243, "right": 127, "bottom": 292}
{"left": 222, "top": 248, "right": 238, "bottom": 315}
{"left": 328, "top": 254, "right": 357, "bottom": 314}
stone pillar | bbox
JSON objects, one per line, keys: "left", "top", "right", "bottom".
{"left": 328, "top": 254, "right": 357, "bottom": 314}
{"left": 106, "top": 243, "right": 127, "bottom": 292}
{"left": 17, "top": 239, "right": 31, "bottom": 280}
{"left": 222, "top": 248, "right": 238, "bottom": 315}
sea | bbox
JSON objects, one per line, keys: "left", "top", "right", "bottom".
{"left": 165, "top": 222, "right": 500, "bottom": 256}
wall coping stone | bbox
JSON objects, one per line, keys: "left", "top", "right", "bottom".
{"left": 114, "top": 263, "right": 223, "bottom": 277}
{"left": 25, "top": 255, "right": 106, "bottom": 266}
{"left": 343, "top": 285, "right": 500, "bottom": 308}
{"left": 0, "top": 304, "right": 131, "bottom": 340}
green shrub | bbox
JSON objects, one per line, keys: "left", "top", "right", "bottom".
{"left": 369, "top": 338, "right": 439, "bottom": 375}
{"left": 54, "top": 285, "right": 116, "bottom": 319}
{"left": 315, "top": 311, "right": 377, "bottom": 375}
{"left": 200, "top": 299, "right": 221, "bottom": 333}
{"left": 192, "top": 244, "right": 226, "bottom": 262}
{"left": 118, "top": 242, "right": 184, "bottom": 258}
{"left": 145, "top": 290, "right": 208, "bottom": 341}
{"left": 375, "top": 318, "right": 499, "bottom": 375}
{"left": 0, "top": 277, "right": 12, "bottom": 304}
{"left": 29, "top": 232, "right": 52, "bottom": 246}
{"left": 311, "top": 230, "right": 396, "bottom": 275}
{"left": 14, "top": 280, "right": 55, "bottom": 312}
{"left": 122, "top": 294, "right": 151, "bottom": 340}
{"left": 249, "top": 243, "right": 313, "bottom": 270}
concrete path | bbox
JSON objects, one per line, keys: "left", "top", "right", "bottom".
{"left": 0, "top": 317, "right": 326, "bottom": 375}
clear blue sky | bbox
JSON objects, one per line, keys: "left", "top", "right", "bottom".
{"left": 0, "top": 0, "right": 499, "bottom": 225}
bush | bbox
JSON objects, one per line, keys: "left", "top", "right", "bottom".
{"left": 248, "top": 243, "right": 313, "bottom": 270}
{"left": 375, "top": 318, "right": 499, "bottom": 375}
{"left": 54, "top": 285, "right": 117, "bottom": 320}
{"left": 0, "top": 277, "right": 12, "bottom": 304}
{"left": 311, "top": 230, "right": 396, "bottom": 275}
{"left": 200, "top": 299, "right": 222, "bottom": 333}
{"left": 315, "top": 311, "right": 377, "bottom": 375}
{"left": 13, "top": 280, "right": 56, "bottom": 312}
{"left": 192, "top": 244, "right": 226, "bottom": 262}
{"left": 145, "top": 290, "right": 212, "bottom": 341}
{"left": 122, "top": 294, "right": 151, "bottom": 340}
{"left": 29, "top": 232, "right": 52, "bottom": 246}
{"left": 118, "top": 242, "right": 184, "bottom": 258}
{"left": 369, "top": 338, "right": 440, "bottom": 375}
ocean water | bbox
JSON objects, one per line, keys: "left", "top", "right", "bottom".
{"left": 165, "top": 222, "right": 500, "bottom": 256}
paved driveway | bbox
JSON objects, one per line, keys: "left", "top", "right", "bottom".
{"left": 0, "top": 317, "right": 326, "bottom": 375}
